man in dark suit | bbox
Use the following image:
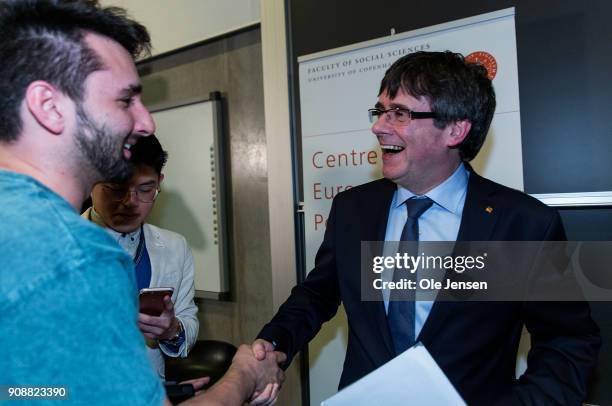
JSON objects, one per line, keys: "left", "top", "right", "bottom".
{"left": 254, "top": 51, "right": 600, "bottom": 404}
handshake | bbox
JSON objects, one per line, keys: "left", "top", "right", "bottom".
{"left": 179, "top": 339, "right": 286, "bottom": 406}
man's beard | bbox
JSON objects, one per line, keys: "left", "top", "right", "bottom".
{"left": 74, "top": 104, "right": 133, "bottom": 183}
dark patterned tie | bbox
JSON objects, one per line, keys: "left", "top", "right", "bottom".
{"left": 387, "top": 197, "right": 434, "bottom": 355}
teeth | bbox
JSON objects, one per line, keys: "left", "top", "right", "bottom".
{"left": 380, "top": 145, "right": 404, "bottom": 151}
{"left": 124, "top": 143, "right": 131, "bottom": 150}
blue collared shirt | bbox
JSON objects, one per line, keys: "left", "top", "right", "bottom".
{"left": 383, "top": 163, "right": 469, "bottom": 339}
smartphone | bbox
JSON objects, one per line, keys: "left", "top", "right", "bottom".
{"left": 139, "top": 287, "right": 174, "bottom": 316}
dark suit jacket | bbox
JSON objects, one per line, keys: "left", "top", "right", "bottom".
{"left": 258, "top": 169, "right": 600, "bottom": 405}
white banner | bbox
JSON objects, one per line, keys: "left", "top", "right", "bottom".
{"left": 300, "top": 7, "right": 521, "bottom": 271}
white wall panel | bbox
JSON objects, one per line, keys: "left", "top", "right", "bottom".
{"left": 102, "top": 0, "right": 260, "bottom": 55}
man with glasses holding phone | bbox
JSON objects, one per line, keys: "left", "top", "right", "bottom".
{"left": 254, "top": 51, "right": 600, "bottom": 404}
{"left": 84, "top": 134, "right": 199, "bottom": 380}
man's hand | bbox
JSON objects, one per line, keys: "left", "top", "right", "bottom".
{"left": 247, "top": 340, "right": 287, "bottom": 405}
{"left": 249, "top": 382, "right": 280, "bottom": 406}
{"left": 251, "top": 338, "right": 276, "bottom": 361}
{"left": 172, "top": 346, "right": 286, "bottom": 406}
{"left": 138, "top": 295, "right": 180, "bottom": 340}
{"left": 230, "top": 344, "right": 286, "bottom": 405}
{"left": 232, "top": 344, "right": 287, "bottom": 388}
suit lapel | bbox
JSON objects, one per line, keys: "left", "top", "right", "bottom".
{"left": 360, "top": 180, "right": 398, "bottom": 361}
{"left": 417, "top": 168, "right": 502, "bottom": 344}
{"left": 456, "top": 170, "right": 500, "bottom": 242}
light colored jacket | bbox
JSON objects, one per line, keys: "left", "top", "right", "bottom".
{"left": 82, "top": 208, "right": 199, "bottom": 379}
{"left": 143, "top": 222, "right": 199, "bottom": 378}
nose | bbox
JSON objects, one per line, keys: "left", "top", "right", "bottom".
{"left": 121, "top": 190, "right": 139, "bottom": 206}
{"left": 132, "top": 101, "right": 156, "bottom": 136}
{"left": 371, "top": 112, "right": 390, "bottom": 135}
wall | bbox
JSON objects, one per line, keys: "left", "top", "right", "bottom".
{"left": 287, "top": 0, "right": 612, "bottom": 197}
{"left": 559, "top": 207, "right": 612, "bottom": 404}
{"left": 138, "top": 26, "right": 270, "bottom": 356}
{"left": 137, "top": 26, "right": 301, "bottom": 405}
{"left": 101, "top": 0, "right": 260, "bottom": 55}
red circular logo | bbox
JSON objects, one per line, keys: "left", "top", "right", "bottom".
{"left": 465, "top": 51, "right": 497, "bottom": 81}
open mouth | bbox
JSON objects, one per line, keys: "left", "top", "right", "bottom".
{"left": 122, "top": 142, "right": 133, "bottom": 159}
{"left": 380, "top": 144, "right": 405, "bottom": 154}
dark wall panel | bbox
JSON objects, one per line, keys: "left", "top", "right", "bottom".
{"left": 287, "top": 0, "right": 612, "bottom": 195}
{"left": 560, "top": 207, "right": 612, "bottom": 405}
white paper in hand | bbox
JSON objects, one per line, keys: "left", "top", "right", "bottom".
{"left": 321, "top": 343, "right": 466, "bottom": 406}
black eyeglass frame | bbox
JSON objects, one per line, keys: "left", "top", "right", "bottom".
{"left": 367, "top": 107, "right": 438, "bottom": 124}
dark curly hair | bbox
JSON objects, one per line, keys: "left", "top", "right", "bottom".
{"left": 0, "top": 0, "right": 151, "bottom": 142}
{"left": 379, "top": 51, "right": 496, "bottom": 161}
{"left": 130, "top": 135, "right": 168, "bottom": 175}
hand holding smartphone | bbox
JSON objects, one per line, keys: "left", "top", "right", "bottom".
{"left": 139, "top": 287, "right": 174, "bottom": 316}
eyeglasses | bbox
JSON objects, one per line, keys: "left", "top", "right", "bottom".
{"left": 101, "top": 184, "right": 160, "bottom": 203}
{"left": 368, "top": 107, "right": 437, "bottom": 125}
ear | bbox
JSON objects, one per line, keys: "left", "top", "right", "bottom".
{"left": 445, "top": 119, "right": 472, "bottom": 148}
{"left": 90, "top": 183, "right": 100, "bottom": 199}
{"left": 158, "top": 173, "right": 165, "bottom": 184}
{"left": 24, "top": 81, "right": 67, "bottom": 135}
